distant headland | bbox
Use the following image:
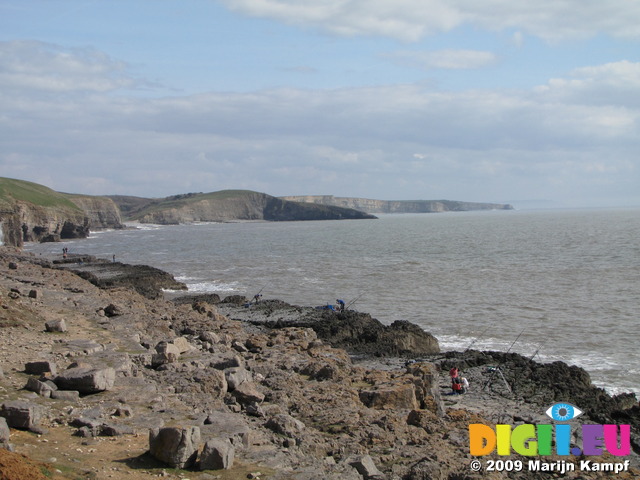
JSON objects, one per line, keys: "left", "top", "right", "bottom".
{"left": 281, "top": 195, "right": 513, "bottom": 214}
{"left": 0, "top": 176, "right": 512, "bottom": 247}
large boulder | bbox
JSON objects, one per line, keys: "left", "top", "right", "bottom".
{"left": 54, "top": 366, "right": 115, "bottom": 393}
{"left": 0, "top": 401, "right": 43, "bottom": 431}
{"left": 199, "top": 438, "right": 235, "bottom": 470}
{"left": 24, "top": 361, "right": 57, "bottom": 376}
{"left": 148, "top": 426, "right": 201, "bottom": 469}
{"left": 359, "top": 383, "right": 418, "bottom": 410}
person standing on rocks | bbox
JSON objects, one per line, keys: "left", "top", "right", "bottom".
{"left": 336, "top": 299, "right": 345, "bottom": 312}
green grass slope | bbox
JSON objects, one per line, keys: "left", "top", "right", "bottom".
{"left": 0, "top": 177, "right": 82, "bottom": 212}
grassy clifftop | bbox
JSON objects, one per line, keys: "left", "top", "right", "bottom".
{"left": 0, "top": 177, "right": 123, "bottom": 246}
{"left": 0, "top": 177, "right": 82, "bottom": 212}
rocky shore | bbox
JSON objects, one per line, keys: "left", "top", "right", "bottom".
{"left": 0, "top": 248, "right": 638, "bottom": 480}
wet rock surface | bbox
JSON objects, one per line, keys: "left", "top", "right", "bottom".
{"left": 0, "top": 248, "right": 638, "bottom": 480}
{"left": 52, "top": 253, "right": 187, "bottom": 298}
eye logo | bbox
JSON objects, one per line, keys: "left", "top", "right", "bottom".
{"left": 545, "top": 402, "right": 583, "bottom": 422}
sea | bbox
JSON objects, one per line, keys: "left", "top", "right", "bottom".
{"left": 24, "top": 207, "right": 640, "bottom": 397}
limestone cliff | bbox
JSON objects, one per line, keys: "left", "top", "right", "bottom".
{"left": 280, "top": 195, "right": 514, "bottom": 213}
{"left": 65, "top": 194, "right": 124, "bottom": 230}
{"left": 0, "top": 177, "right": 123, "bottom": 247}
{"left": 113, "top": 190, "right": 377, "bottom": 224}
{"left": 0, "top": 178, "right": 90, "bottom": 246}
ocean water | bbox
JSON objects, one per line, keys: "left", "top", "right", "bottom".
{"left": 25, "top": 208, "right": 640, "bottom": 396}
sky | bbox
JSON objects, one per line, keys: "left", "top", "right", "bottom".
{"left": 1, "top": 1, "right": 640, "bottom": 208}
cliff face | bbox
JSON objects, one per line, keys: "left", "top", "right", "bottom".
{"left": 280, "top": 195, "right": 514, "bottom": 213}
{"left": 119, "top": 191, "right": 376, "bottom": 224}
{"left": 0, "top": 201, "right": 90, "bottom": 247}
{"left": 66, "top": 195, "right": 124, "bottom": 230}
{"left": 0, "top": 178, "right": 124, "bottom": 247}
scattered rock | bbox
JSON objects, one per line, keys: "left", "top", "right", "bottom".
{"left": 24, "top": 377, "right": 56, "bottom": 398}
{"left": 152, "top": 341, "right": 181, "bottom": 367}
{"left": 170, "top": 336, "right": 192, "bottom": 354}
{"left": 231, "top": 382, "right": 265, "bottom": 406}
{"left": 1, "top": 251, "right": 638, "bottom": 480}
{"left": 224, "top": 366, "right": 252, "bottom": 391}
{"left": 265, "top": 414, "right": 305, "bottom": 438}
{"left": 61, "top": 339, "right": 104, "bottom": 355}
{"left": 103, "top": 303, "right": 123, "bottom": 317}
{"left": 347, "top": 454, "right": 385, "bottom": 480}
{"left": 200, "top": 331, "right": 220, "bottom": 344}
{"left": 45, "top": 319, "right": 67, "bottom": 333}
{"left": 113, "top": 406, "right": 133, "bottom": 417}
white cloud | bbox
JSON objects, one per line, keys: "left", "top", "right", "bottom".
{"left": 218, "top": 0, "right": 640, "bottom": 41}
{"left": 535, "top": 60, "right": 640, "bottom": 110}
{"left": 0, "top": 40, "right": 139, "bottom": 93}
{"left": 218, "top": 0, "right": 461, "bottom": 41}
{"left": 1, "top": 40, "right": 639, "bottom": 205}
{"left": 383, "top": 49, "right": 497, "bottom": 70}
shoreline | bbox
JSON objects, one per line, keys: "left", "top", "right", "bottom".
{"left": 17, "top": 249, "right": 640, "bottom": 397}
{"left": 23, "top": 211, "right": 639, "bottom": 400}
{"left": 19, "top": 249, "right": 640, "bottom": 396}
{"left": 1, "top": 248, "right": 638, "bottom": 479}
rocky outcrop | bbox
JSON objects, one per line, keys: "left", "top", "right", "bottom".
{"left": 1, "top": 251, "right": 638, "bottom": 480}
{"left": 435, "top": 350, "right": 639, "bottom": 427}
{"left": 214, "top": 299, "right": 441, "bottom": 357}
{"left": 281, "top": 195, "right": 514, "bottom": 213}
{"left": 111, "top": 190, "right": 377, "bottom": 224}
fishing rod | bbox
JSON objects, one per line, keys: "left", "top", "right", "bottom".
{"left": 505, "top": 327, "right": 526, "bottom": 355}
{"left": 346, "top": 292, "right": 365, "bottom": 310}
{"left": 482, "top": 327, "right": 526, "bottom": 393}
{"left": 529, "top": 339, "right": 548, "bottom": 361}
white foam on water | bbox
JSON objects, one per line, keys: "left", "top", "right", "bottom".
{"left": 125, "top": 223, "right": 166, "bottom": 231}
{"left": 186, "top": 280, "right": 241, "bottom": 293}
